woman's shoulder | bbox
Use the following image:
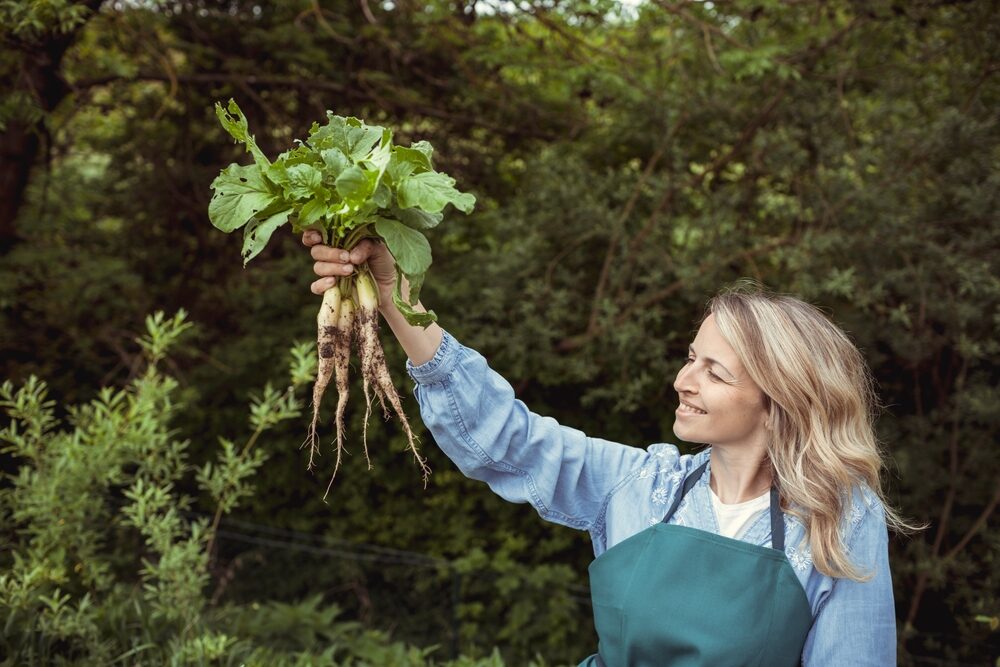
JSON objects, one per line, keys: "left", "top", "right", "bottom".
{"left": 785, "top": 477, "right": 884, "bottom": 524}
{"left": 592, "top": 444, "right": 709, "bottom": 552}
{"left": 841, "top": 480, "right": 888, "bottom": 542}
{"left": 846, "top": 480, "right": 884, "bottom": 520}
{"left": 635, "top": 444, "right": 710, "bottom": 480}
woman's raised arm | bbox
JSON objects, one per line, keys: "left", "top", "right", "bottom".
{"left": 304, "top": 230, "right": 650, "bottom": 530}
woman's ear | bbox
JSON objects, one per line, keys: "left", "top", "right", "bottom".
{"left": 762, "top": 394, "right": 774, "bottom": 431}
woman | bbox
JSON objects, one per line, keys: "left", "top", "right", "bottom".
{"left": 304, "top": 233, "right": 921, "bottom": 666}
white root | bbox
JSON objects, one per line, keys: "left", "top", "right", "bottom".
{"left": 324, "top": 298, "right": 355, "bottom": 501}
{"left": 304, "top": 284, "right": 341, "bottom": 472}
{"left": 355, "top": 271, "right": 432, "bottom": 488}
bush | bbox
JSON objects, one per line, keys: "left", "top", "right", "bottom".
{"left": 0, "top": 310, "right": 551, "bottom": 666}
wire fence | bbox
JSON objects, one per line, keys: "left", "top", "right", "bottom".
{"left": 15, "top": 498, "right": 988, "bottom": 664}
{"left": 188, "top": 508, "right": 594, "bottom": 660}
{"left": 197, "top": 510, "right": 997, "bottom": 665}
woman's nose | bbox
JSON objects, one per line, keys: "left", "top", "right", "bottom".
{"left": 673, "top": 366, "right": 696, "bottom": 395}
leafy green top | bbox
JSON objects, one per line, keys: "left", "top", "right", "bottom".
{"left": 208, "top": 99, "right": 476, "bottom": 327}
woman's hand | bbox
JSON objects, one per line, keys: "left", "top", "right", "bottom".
{"left": 304, "top": 231, "right": 441, "bottom": 364}
{"left": 302, "top": 231, "right": 398, "bottom": 300}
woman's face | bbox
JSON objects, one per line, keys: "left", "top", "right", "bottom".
{"left": 672, "top": 313, "right": 770, "bottom": 447}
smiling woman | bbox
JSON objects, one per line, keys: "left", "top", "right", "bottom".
{"left": 304, "top": 237, "right": 924, "bottom": 665}
{"left": 690, "top": 282, "right": 927, "bottom": 580}
{"left": 673, "top": 311, "right": 778, "bottom": 507}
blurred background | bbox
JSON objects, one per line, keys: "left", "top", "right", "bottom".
{"left": 1, "top": 0, "right": 997, "bottom": 665}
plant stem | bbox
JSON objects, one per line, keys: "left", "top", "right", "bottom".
{"left": 343, "top": 224, "right": 371, "bottom": 250}
{"left": 204, "top": 387, "right": 291, "bottom": 573}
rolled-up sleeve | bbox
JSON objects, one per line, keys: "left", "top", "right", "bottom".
{"left": 801, "top": 498, "right": 897, "bottom": 666}
{"left": 406, "top": 330, "right": 649, "bottom": 531}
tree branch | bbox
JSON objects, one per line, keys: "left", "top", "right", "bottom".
{"left": 586, "top": 114, "right": 687, "bottom": 336}
{"left": 558, "top": 234, "right": 796, "bottom": 352}
{"left": 904, "top": 355, "right": 968, "bottom": 632}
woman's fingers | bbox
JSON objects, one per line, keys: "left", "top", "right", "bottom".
{"left": 307, "top": 237, "right": 378, "bottom": 265}
{"left": 313, "top": 260, "right": 354, "bottom": 277}
{"left": 305, "top": 235, "right": 379, "bottom": 291}
{"left": 311, "top": 276, "right": 337, "bottom": 295}
{"left": 311, "top": 244, "right": 352, "bottom": 263}
{"left": 349, "top": 238, "right": 378, "bottom": 264}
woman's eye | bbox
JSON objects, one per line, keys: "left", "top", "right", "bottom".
{"left": 685, "top": 356, "right": 721, "bottom": 381}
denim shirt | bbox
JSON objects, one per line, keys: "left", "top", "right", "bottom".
{"left": 406, "top": 330, "right": 897, "bottom": 666}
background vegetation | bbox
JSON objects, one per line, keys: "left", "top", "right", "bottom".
{"left": 1, "top": 0, "right": 997, "bottom": 664}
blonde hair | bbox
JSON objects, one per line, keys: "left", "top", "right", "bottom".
{"left": 702, "top": 279, "right": 927, "bottom": 582}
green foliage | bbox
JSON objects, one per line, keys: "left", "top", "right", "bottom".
{"left": 0, "top": 0, "right": 92, "bottom": 39}
{"left": 0, "top": 311, "right": 542, "bottom": 665}
{"left": 210, "top": 99, "right": 475, "bottom": 325}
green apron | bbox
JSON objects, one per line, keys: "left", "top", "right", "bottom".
{"left": 579, "top": 461, "right": 813, "bottom": 667}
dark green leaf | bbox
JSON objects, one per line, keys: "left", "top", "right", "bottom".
{"left": 391, "top": 206, "right": 443, "bottom": 230}
{"left": 392, "top": 272, "right": 437, "bottom": 327}
{"left": 283, "top": 164, "right": 323, "bottom": 200}
{"left": 392, "top": 146, "right": 432, "bottom": 173}
{"left": 215, "top": 99, "right": 271, "bottom": 171}
{"left": 208, "top": 164, "right": 277, "bottom": 233}
{"left": 241, "top": 208, "right": 292, "bottom": 266}
{"left": 397, "top": 172, "right": 476, "bottom": 214}
{"left": 335, "top": 166, "right": 371, "bottom": 206}
{"left": 297, "top": 197, "right": 327, "bottom": 230}
{"left": 320, "top": 148, "right": 350, "bottom": 177}
{"left": 372, "top": 216, "right": 431, "bottom": 276}
{"left": 371, "top": 182, "right": 391, "bottom": 209}
{"left": 410, "top": 140, "right": 434, "bottom": 166}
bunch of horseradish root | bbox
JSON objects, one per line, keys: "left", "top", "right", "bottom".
{"left": 207, "top": 99, "right": 475, "bottom": 497}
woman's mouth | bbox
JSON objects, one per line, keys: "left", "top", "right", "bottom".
{"left": 677, "top": 402, "right": 708, "bottom": 416}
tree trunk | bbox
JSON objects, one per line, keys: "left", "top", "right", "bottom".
{"left": 0, "top": 120, "right": 41, "bottom": 254}
{"left": 0, "top": 0, "right": 103, "bottom": 255}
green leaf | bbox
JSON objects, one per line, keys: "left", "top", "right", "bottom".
{"left": 386, "top": 143, "right": 434, "bottom": 185}
{"left": 372, "top": 217, "right": 431, "bottom": 276}
{"left": 284, "top": 164, "right": 323, "bottom": 200}
{"left": 242, "top": 208, "right": 292, "bottom": 266}
{"left": 365, "top": 137, "right": 394, "bottom": 192}
{"left": 209, "top": 164, "right": 277, "bottom": 233}
{"left": 397, "top": 172, "right": 476, "bottom": 214}
{"left": 410, "top": 140, "right": 434, "bottom": 166}
{"left": 392, "top": 272, "right": 437, "bottom": 328}
{"left": 320, "top": 148, "right": 350, "bottom": 177}
{"left": 215, "top": 99, "right": 271, "bottom": 171}
{"left": 297, "top": 197, "right": 327, "bottom": 230}
{"left": 306, "top": 114, "right": 348, "bottom": 152}
{"left": 404, "top": 269, "right": 426, "bottom": 306}
{"left": 335, "top": 166, "right": 371, "bottom": 207}
{"left": 342, "top": 118, "right": 384, "bottom": 159}
{"left": 392, "top": 145, "right": 433, "bottom": 173}
{"left": 391, "top": 206, "right": 443, "bottom": 230}
{"left": 371, "top": 182, "right": 391, "bottom": 209}
{"left": 308, "top": 113, "right": 384, "bottom": 160}
{"left": 267, "top": 145, "right": 318, "bottom": 183}
{"left": 386, "top": 154, "right": 417, "bottom": 184}
{"left": 367, "top": 133, "right": 393, "bottom": 171}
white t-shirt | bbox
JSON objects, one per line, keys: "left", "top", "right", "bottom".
{"left": 709, "top": 486, "right": 770, "bottom": 540}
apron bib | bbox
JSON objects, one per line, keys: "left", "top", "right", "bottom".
{"left": 579, "top": 461, "right": 812, "bottom": 667}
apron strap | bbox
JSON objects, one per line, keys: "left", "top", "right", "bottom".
{"left": 661, "top": 458, "right": 786, "bottom": 552}
{"left": 769, "top": 485, "right": 784, "bottom": 552}
{"left": 661, "top": 460, "right": 709, "bottom": 524}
